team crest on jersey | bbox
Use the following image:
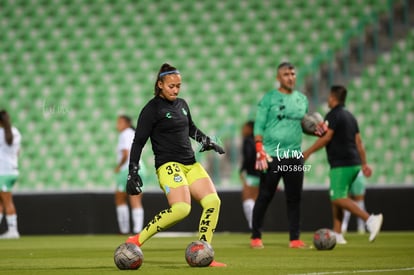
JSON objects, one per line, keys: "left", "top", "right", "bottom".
{"left": 166, "top": 112, "right": 172, "bottom": 119}
{"left": 182, "top": 108, "right": 187, "bottom": 116}
{"left": 173, "top": 174, "right": 183, "bottom": 182}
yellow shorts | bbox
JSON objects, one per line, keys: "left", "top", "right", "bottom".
{"left": 156, "top": 162, "right": 210, "bottom": 194}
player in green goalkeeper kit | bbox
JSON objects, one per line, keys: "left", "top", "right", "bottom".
{"left": 251, "top": 62, "right": 325, "bottom": 249}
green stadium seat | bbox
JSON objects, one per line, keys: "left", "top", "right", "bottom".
{"left": 0, "top": 0, "right": 409, "bottom": 190}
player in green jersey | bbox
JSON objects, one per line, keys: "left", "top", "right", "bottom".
{"left": 251, "top": 62, "right": 310, "bottom": 249}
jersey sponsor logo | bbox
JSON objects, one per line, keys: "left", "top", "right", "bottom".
{"left": 165, "top": 112, "right": 172, "bottom": 119}
{"left": 173, "top": 174, "right": 183, "bottom": 182}
{"left": 181, "top": 108, "right": 187, "bottom": 116}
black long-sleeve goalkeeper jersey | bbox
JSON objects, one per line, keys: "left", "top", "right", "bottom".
{"left": 129, "top": 96, "right": 207, "bottom": 169}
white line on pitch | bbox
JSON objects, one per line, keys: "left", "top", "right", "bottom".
{"left": 289, "top": 267, "right": 414, "bottom": 275}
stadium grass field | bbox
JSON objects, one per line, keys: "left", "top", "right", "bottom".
{"left": 0, "top": 232, "right": 413, "bottom": 275}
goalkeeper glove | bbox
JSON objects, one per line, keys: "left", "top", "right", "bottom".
{"left": 126, "top": 162, "right": 143, "bottom": 195}
{"left": 199, "top": 136, "right": 225, "bottom": 154}
{"left": 255, "top": 141, "right": 272, "bottom": 171}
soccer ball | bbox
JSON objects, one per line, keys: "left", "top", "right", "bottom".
{"left": 113, "top": 243, "right": 144, "bottom": 270}
{"left": 301, "top": 112, "right": 326, "bottom": 136}
{"left": 185, "top": 240, "right": 214, "bottom": 267}
{"left": 313, "top": 228, "right": 336, "bottom": 250}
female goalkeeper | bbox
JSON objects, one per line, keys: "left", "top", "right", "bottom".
{"left": 125, "top": 63, "right": 226, "bottom": 267}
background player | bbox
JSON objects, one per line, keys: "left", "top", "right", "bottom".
{"left": 342, "top": 171, "right": 367, "bottom": 234}
{"left": 239, "top": 121, "right": 260, "bottom": 229}
{"left": 125, "top": 63, "right": 226, "bottom": 267}
{"left": 251, "top": 62, "right": 313, "bottom": 249}
{"left": 0, "top": 110, "right": 21, "bottom": 239}
{"left": 114, "top": 115, "right": 145, "bottom": 234}
{"left": 303, "top": 85, "right": 383, "bottom": 244}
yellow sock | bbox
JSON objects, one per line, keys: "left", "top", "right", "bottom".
{"left": 198, "top": 193, "right": 221, "bottom": 244}
{"left": 139, "top": 202, "right": 191, "bottom": 245}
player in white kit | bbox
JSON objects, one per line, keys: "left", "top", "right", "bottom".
{"left": 0, "top": 110, "right": 21, "bottom": 239}
{"left": 115, "top": 115, "right": 145, "bottom": 234}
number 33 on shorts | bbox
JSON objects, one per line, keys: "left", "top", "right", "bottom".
{"left": 156, "top": 162, "right": 210, "bottom": 194}
{"left": 157, "top": 162, "right": 187, "bottom": 193}
{"left": 165, "top": 163, "right": 181, "bottom": 175}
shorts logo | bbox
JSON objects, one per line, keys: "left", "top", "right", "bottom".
{"left": 173, "top": 174, "right": 183, "bottom": 182}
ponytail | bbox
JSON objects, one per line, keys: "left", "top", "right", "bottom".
{"left": 0, "top": 110, "right": 13, "bottom": 145}
{"left": 154, "top": 63, "right": 180, "bottom": 96}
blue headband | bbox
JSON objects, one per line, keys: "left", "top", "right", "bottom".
{"left": 159, "top": 70, "right": 180, "bottom": 77}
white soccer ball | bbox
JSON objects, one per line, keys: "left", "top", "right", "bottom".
{"left": 185, "top": 240, "right": 214, "bottom": 267}
{"left": 114, "top": 243, "right": 144, "bottom": 270}
{"left": 313, "top": 228, "right": 337, "bottom": 250}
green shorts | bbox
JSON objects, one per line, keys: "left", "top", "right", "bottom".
{"left": 349, "top": 171, "right": 366, "bottom": 196}
{"left": 116, "top": 169, "right": 129, "bottom": 192}
{"left": 0, "top": 175, "right": 18, "bottom": 192}
{"left": 329, "top": 165, "right": 361, "bottom": 200}
{"left": 245, "top": 174, "right": 260, "bottom": 187}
